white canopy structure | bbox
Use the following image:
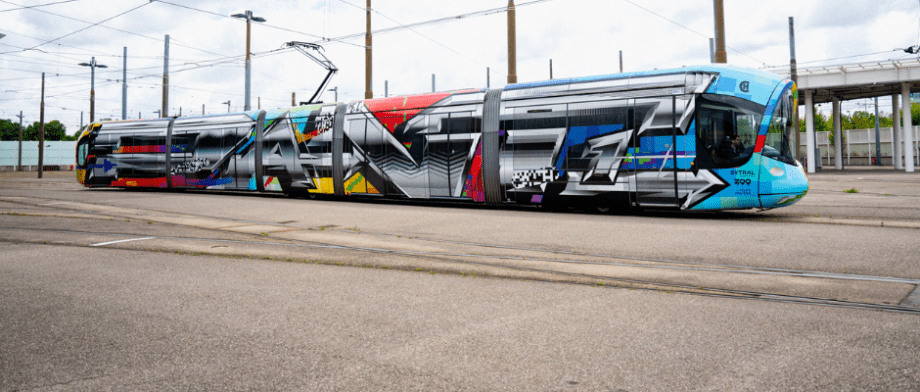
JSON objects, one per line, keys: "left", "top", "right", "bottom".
{"left": 768, "top": 59, "right": 920, "bottom": 173}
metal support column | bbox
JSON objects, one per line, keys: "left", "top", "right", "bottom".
{"left": 712, "top": 0, "right": 727, "bottom": 63}
{"left": 832, "top": 98, "right": 843, "bottom": 170}
{"left": 15, "top": 111, "right": 23, "bottom": 172}
{"left": 903, "top": 83, "right": 916, "bottom": 172}
{"left": 162, "top": 35, "right": 169, "bottom": 118}
{"left": 805, "top": 90, "right": 815, "bottom": 173}
{"left": 893, "top": 93, "right": 902, "bottom": 169}
{"left": 874, "top": 97, "right": 882, "bottom": 166}
{"left": 507, "top": 0, "right": 517, "bottom": 84}
{"left": 122, "top": 47, "right": 127, "bottom": 120}
{"left": 789, "top": 17, "right": 800, "bottom": 161}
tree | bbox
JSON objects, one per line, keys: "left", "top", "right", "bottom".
{"left": 0, "top": 118, "right": 23, "bottom": 141}
{"left": 23, "top": 120, "right": 67, "bottom": 141}
{"left": 798, "top": 111, "right": 832, "bottom": 133}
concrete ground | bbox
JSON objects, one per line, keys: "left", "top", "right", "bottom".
{"left": 1, "top": 169, "right": 919, "bottom": 391}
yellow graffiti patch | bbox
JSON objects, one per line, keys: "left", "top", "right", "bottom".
{"left": 308, "top": 177, "right": 335, "bottom": 194}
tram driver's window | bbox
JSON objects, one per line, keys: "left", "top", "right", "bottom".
{"left": 698, "top": 95, "right": 763, "bottom": 167}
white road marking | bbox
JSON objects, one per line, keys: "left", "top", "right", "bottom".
{"left": 91, "top": 237, "right": 156, "bottom": 247}
{"left": 42, "top": 201, "right": 74, "bottom": 205}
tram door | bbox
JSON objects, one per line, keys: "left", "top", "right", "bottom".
{"left": 428, "top": 111, "right": 475, "bottom": 198}
{"left": 631, "top": 96, "right": 681, "bottom": 207}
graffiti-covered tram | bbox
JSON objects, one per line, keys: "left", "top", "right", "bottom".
{"left": 76, "top": 65, "right": 808, "bottom": 211}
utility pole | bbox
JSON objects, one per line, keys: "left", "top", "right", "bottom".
{"left": 709, "top": 38, "right": 715, "bottom": 63}
{"left": 15, "top": 111, "right": 23, "bottom": 172}
{"left": 38, "top": 73, "right": 45, "bottom": 179}
{"left": 507, "top": 0, "right": 517, "bottom": 84}
{"left": 222, "top": 101, "right": 231, "bottom": 113}
{"left": 432, "top": 74, "right": 435, "bottom": 93}
{"left": 385, "top": 80, "right": 388, "bottom": 97}
{"left": 202, "top": 104, "right": 205, "bottom": 115}
{"left": 619, "top": 51, "right": 623, "bottom": 73}
{"left": 487, "top": 67, "right": 490, "bottom": 88}
{"left": 365, "top": 0, "right": 373, "bottom": 99}
{"left": 329, "top": 87, "right": 338, "bottom": 102}
{"left": 549, "top": 59, "right": 553, "bottom": 79}
{"left": 291, "top": 93, "right": 295, "bottom": 106}
{"left": 80, "top": 112, "right": 83, "bottom": 132}
{"left": 231, "top": 10, "right": 266, "bottom": 111}
{"left": 122, "top": 47, "right": 127, "bottom": 120}
{"left": 789, "top": 17, "right": 800, "bottom": 160}
{"left": 79, "top": 57, "right": 107, "bottom": 123}
{"left": 162, "top": 35, "right": 169, "bottom": 117}
{"left": 258, "top": 97, "right": 260, "bottom": 110}
{"left": 713, "top": 0, "right": 727, "bottom": 63}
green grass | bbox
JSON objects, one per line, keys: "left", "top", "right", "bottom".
{"left": 844, "top": 188, "right": 858, "bottom": 193}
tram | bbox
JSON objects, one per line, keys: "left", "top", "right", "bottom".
{"left": 75, "top": 64, "right": 808, "bottom": 211}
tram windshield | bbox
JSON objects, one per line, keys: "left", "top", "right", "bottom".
{"left": 76, "top": 135, "right": 90, "bottom": 167}
{"left": 698, "top": 94, "right": 763, "bottom": 168}
{"left": 762, "top": 87, "right": 797, "bottom": 165}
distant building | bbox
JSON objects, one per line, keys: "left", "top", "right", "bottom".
{"left": 912, "top": 92, "right": 920, "bottom": 103}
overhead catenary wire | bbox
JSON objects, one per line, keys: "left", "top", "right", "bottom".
{"left": 335, "top": 0, "right": 507, "bottom": 75}
{"left": 619, "top": 0, "right": 766, "bottom": 66}
{"left": 24, "top": 1, "right": 152, "bottom": 51}
{"left": 0, "top": 0, "right": 235, "bottom": 59}
{"left": 0, "top": 0, "right": 82, "bottom": 13}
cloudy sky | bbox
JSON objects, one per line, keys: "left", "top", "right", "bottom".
{"left": 1, "top": 0, "right": 919, "bottom": 134}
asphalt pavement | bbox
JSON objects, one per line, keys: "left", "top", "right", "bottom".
{"left": 1, "top": 169, "right": 919, "bottom": 391}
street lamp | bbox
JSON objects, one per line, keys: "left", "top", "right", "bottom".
{"left": 78, "top": 57, "right": 108, "bottom": 123}
{"left": 222, "top": 100, "right": 231, "bottom": 113}
{"left": 230, "top": 10, "right": 266, "bottom": 111}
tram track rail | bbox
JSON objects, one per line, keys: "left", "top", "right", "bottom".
{"left": 3, "top": 195, "right": 920, "bottom": 282}
{"left": 1, "top": 225, "right": 919, "bottom": 316}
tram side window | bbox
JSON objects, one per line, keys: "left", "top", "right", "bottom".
{"left": 698, "top": 94, "right": 763, "bottom": 168}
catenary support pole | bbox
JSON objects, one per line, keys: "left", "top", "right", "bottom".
{"left": 619, "top": 51, "right": 623, "bottom": 72}
{"left": 903, "top": 83, "right": 915, "bottom": 172}
{"left": 16, "top": 111, "right": 23, "bottom": 172}
{"left": 245, "top": 14, "right": 252, "bottom": 111}
{"left": 893, "top": 93, "right": 902, "bottom": 169}
{"left": 365, "top": 0, "right": 373, "bottom": 99}
{"left": 292, "top": 93, "right": 295, "bottom": 107}
{"left": 832, "top": 98, "right": 843, "bottom": 170}
{"left": 507, "top": 0, "right": 517, "bottom": 84}
{"left": 38, "top": 73, "right": 45, "bottom": 179}
{"left": 549, "top": 59, "right": 553, "bottom": 79}
{"left": 713, "top": 0, "right": 727, "bottom": 63}
{"left": 487, "top": 67, "right": 490, "bottom": 88}
{"left": 162, "top": 35, "right": 169, "bottom": 118}
{"left": 122, "top": 47, "right": 127, "bottom": 120}
{"left": 709, "top": 38, "right": 715, "bottom": 63}
{"left": 805, "top": 90, "right": 815, "bottom": 173}
{"left": 90, "top": 57, "right": 96, "bottom": 123}
{"left": 789, "top": 17, "right": 800, "bottom": 161}
{"left": 432, "top": 74, "right": 435, "bottom": 93}
{"left": 385, "top": 80, "right": 388, "bottom": 97}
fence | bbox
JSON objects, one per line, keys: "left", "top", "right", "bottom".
{"left": 0, "top": 141, "right": 77, "bottom": 171}
{"left": 800, "top": 126, "right": 920, "bottom": 167}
